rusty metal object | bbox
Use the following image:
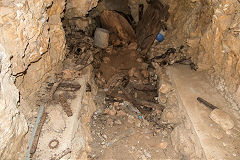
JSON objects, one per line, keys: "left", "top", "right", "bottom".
{"left": 59, "top": 94, "right": 73, "bottom": 117}
{"left": 197, "top": 97, "right": 218, "bottom": 110}
{"left": 25, "top": 106, "right": 47, "bottom": 160}
{"left": 50, "top": 148, "right": 71, "bottom": 160}
{"left": 48, "top": 139, "right": 59, "bottom": 149}
{"left": 30, "top": 112, "right": 47, "bottom": 155}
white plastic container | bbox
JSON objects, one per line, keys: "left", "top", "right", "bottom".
{"left": 94, "top": 28, "right": 109, "bottom": 49}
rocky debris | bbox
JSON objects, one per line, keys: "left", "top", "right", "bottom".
{"left": 159, "top": 141, "right": 168, "bottom": 149}
{"left": 143, "top": 150, "right": 151, "bottom": 158}
{"left": 65, "top": 0, "right": 98, "bottom": 18}
{"left": 106, "top": 118, "right": 114, "bottom": 127}
{"left": 89, "top": 81, "right": 181, "bottom": 158}
{"left": 159, "top": 79, "right": 173, "bottom": 94}
{"left": 104, "top": 107, "right": 117, "bottom": 116}
{"left": 114, "top": 119, "right": 122, "bottom": 125}
{"left": 209, "top": 109, "right": 235, "bottom": 131}
{"left": 100, "top": 10, "right": 136, "bottom": 43}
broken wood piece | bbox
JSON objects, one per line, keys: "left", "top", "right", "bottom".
{"left": 59, "top": 94, "right": 73, "bottom": 117}
{"left": 130, "top": 83, "right": 156, "bottom": 91}
{"left": 50, "top": 148, "right": 71, "bottom": 160}
{"left": 197, "top": 97, "right": 218, "bottom": 110}
{"left": 119, "top": 86, "right": 164, "bottom": 113}
{"left": 136, "top": 0, "right": 169, "bottom": 54}
{"left": 100, "top": 10, "right": 136, "bottom": 43}
{"left": 48, "top": 82, "right": 81, "bottom": 92}
{"left": 50, "top": 80, "right": 63, "bottom": 100}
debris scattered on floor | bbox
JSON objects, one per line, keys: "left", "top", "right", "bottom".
{"left": 30, "top": 2, "right": 208, "bottom": 159}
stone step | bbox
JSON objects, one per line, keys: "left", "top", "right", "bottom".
{"left": 167, "top": 65, "right": 239, "bottom": 160}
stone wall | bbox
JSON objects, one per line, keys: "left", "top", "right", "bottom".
{"left": 163, "top": 0, "right": 240, "bottom": 111}
{"left": 0, "top": 0, "right": 66, "bottom": 159}
{"left": 65, "top": 0, "right": 98, "bottom": 18}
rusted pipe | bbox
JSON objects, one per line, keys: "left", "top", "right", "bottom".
{"left": 25, "top": 106, "right": 45, "bottom": 160}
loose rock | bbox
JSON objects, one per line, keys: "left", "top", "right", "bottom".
{"left": 209, "top": 109, "right": 234, "bottom": 131}
{"left": 159, "top": 142, "right": 168, "bottom": 149}
{"left": 115, "top": 119, "right": 122, "bottom": 125}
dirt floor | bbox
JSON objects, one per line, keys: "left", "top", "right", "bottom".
{"left": 88, "top": 90, "right": 181, "bottom": 160}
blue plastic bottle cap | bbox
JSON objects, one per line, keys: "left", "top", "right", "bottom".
{"left": 156, "top": 33, "right": 164, "bottom": 42}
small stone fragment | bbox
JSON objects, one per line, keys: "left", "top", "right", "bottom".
{"left": 113, "top": 102, "right": 119, "bottom": 107}
{"left": 141, "top": 70, "right": 149, "bottom": 78}
{"left": 117, "top": 110, "right": 126, "bottom": 116}
{"left": 102, "top": 134, "right": 108, "bottom": 139}
{"left": 128, "top": 67, "right": 136, "bottom": 77}
{"left": 104, "top": 107, "right": 117, "bottom": 116}
{"left": 103, "top": 57, "right": 110, "bottom": 63}
{"left": 142, "top": 119, "right": 149, "bottom": 126}
{"left": 128, "top": 115, "right": 135, "bottom": 124}
{"left": 159, "top": 81, "right": 173, "bottom": 94}
{"left": 115, "top": 119, "right": 122, "bottom": 125}
{"left": 137, "top": 58, "right": 143, "bottom": 63}
{"left": 128, "top": 42, "right": 138, "bottom": 50}
{"left": 209, "top": 109, "right": 234, "bottom": 131}
{"left": 135, "top": 119, "right": 141, "bottom": 128}
{"left": 143, "top": 150, "right": 151, "bottom": 158}
{"left": 159, "top": 142, "right": 168, "bottom": 149}
{"left": 107, "top": 118, "right": 114, "bottom": 127}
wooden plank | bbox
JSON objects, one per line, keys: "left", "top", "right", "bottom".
{"left": 136, "top": 0, "right": 169, "bottom": 54}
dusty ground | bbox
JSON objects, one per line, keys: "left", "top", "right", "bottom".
{"left": 87, "top": 90, "right": 181, "bottom": 160}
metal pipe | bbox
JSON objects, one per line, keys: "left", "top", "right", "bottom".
{"left": 25, "top": 106, "right": 45, "bottom": 160}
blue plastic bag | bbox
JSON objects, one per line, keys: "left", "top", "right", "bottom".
{"left": 156, "top": 32, "right": 164, "bottom": 42}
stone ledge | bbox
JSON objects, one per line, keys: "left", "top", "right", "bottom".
{"left": 167, "top": 64, "right": 239, "bottom": 160}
